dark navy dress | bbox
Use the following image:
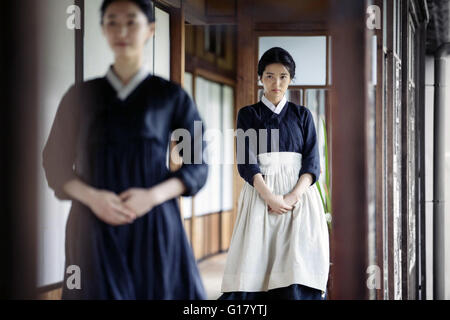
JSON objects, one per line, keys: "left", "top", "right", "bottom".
{"left": 43, "top": 73, "right": 208, "bottom": 299}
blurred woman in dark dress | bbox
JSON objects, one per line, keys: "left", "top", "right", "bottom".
{"left": 43, "top": 0, "right": 208, "bottom": 299}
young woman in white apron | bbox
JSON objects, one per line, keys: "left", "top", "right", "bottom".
{"left": 219, "top": 47, "right": 330, "bottom": 300}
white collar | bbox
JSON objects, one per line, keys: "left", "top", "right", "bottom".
{"left": 261, "top": 94, "right": 287, "bottom": 114}
{"left": 106, "top": 65, "right": 150, "bottom": 100}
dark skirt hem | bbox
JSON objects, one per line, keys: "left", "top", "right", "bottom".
{"left": 218, "top": 284, "right": 326, "bottom": 300}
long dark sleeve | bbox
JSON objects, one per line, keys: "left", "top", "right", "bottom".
{"left": 42, "top": 85, "right": 80, "bottom": 200}
{"left": 168, "top": 87, "right": 208, "bottom": 197}
{"left": 299, "top": 108, "right": 321, "bottom": 185}
{"left": 236, "top": 107, "right": 261, "bottom": 187}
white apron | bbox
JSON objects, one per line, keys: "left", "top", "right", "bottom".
{"left": 221, "top": 152, "right": 330, "bottom": 293}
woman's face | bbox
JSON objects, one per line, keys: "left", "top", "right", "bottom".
{"left": 260, "top": 63, "right": 292, "bottom": 104}
{"left": 102, "top": 1, "right": 155, "bottom": 59}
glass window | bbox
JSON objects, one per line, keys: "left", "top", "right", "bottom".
{"left": 154, "top": 7, "right": 170, "bottom": 80}
{"left": 304, "top": 89, "right": 328, "bottom": 186}
{"left": 204, "top": 25, "right": 226, "bottom": 57}
{"left": 194, "top": 77, "right": 222, "bottom": 215}
{"left": 192, "top": 77, "right": 234, "bottom": 215}
{"left": 222, "top": 85, "right": 234, "bottom": 211}
{"left": 328, "top": 36, "right": 332, "bottom": 86}
{"left": 258, "top": 36, "right": 327, "bottom": 85}
{"left": 184, "top": 72, "right": 194, "bottom": 98}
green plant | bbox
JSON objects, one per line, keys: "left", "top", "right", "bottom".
{"left": 315, "top": 118, "right": 332, "bottom": 230}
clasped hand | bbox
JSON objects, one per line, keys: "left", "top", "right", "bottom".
{"left": 266, "top": 192, "right": 300, "bottom": 215}
{"left": 87, "top": 187, "right": 160, "bottom": 226}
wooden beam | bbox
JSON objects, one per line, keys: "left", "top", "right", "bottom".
{"left": 169, "top": 5, "right": 185, "bottom": 221}
{"left": 254, "top": 21, "right": 328, "bottom": 32}
{"left": 185, "top": 54, "right": 236, "bottom": 86}
{"left": 184, "top": 1, "right": 207, "bottom": 25}
{"left": 155, "top": 0, "right": 181, "bottom": 9}
{"left": 235, "top": 0, "right": 255, "bottom": 114}
{"left": 329, "top": 0, "right": 369, "bottom": 299}
{"left": 205, "top": 0, "right": 236, "bottom": 17}
{"left": 205, "top": 16, "right": 237, "bottom": 25}
{"left": 195, "top": 68, "right": 235, "bottom": 87}
{"left": 234, "top": 0, "right": 255, "bottom": 226}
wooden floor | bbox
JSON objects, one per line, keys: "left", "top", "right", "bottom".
{"left": 197, "top": 252, "right": 227, "bottom": 300}
{"left": 37, "top": 252, "right": 228, "bottom": 300}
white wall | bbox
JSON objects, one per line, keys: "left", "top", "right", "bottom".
{"left": 37, "top": 0, "right": 76, "bottom": 287}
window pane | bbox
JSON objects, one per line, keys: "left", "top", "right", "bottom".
{"left": 222, "top": 85, "right": 234, "bottom": 211}
{"left": 304, "top": 89, "right": 328, "bottom": 187}
{"left": 154, "top": 7, "right": 170, "bottom": 80}
{"left": 258, "top": 36, "right": 327, "bottom": 85}
{"left": 287, "top": 89, "right": 302, "bottom": 105}
{"left": 192, "top": 78, "right": 234, "bottom": 215}
{"left": 184, "top": 72, "right": 193, "bottom": 98}
{"left": 328, "top": 36, "right": 332, "bottom": 86}
{"left": 194, "top": 77, "right": 222, "bottom": 215}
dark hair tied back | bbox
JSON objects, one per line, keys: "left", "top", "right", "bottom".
{"left": 257, "top": 47, "right": 296, "bottom": 79}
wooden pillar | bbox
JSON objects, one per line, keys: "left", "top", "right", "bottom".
{"left": 234, "top": 0, "right": 255, "bottom": 224}
{"left": 329, "top": 0, "right": 370, "bottom": 299}
{"left": 169, "top": 5, "right": 187, "bottom": 226}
